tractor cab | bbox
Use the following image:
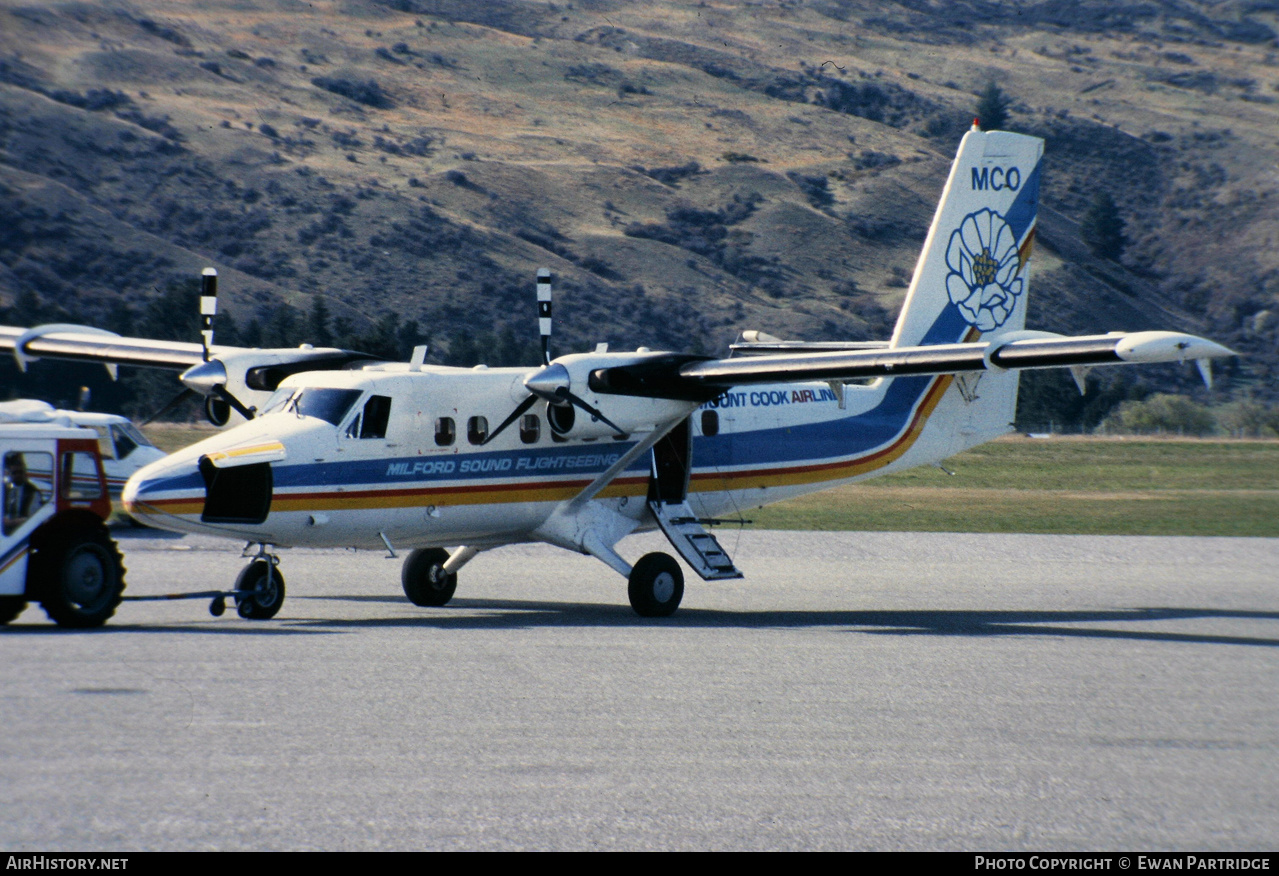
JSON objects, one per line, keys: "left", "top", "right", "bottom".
{"left": 0, "top": 422, "right": 123, "bottom": 627}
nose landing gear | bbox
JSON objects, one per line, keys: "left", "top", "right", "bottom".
{"left": 121, "top": 542, "right": 286, "bottom": 619}
{"left": 233, "top": 544, "right": 285, "bottom": 619}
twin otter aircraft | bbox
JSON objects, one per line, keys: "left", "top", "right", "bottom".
{"left": 0, "top": 128, "right": 1234, "bottom": 618}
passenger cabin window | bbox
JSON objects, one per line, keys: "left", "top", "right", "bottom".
{"left": 347, "top": 395, "right": 392, "bottom": 440}
{"left": 701, "top": 410, "right": 720, "bottom": 437}
{"left": 435, "top": 417, "right": 455, "bottom": 447}
{"left": 467, "top": 416, "right": 489, "bottom": 445}
{"left": 519, "top": 414, "right": 540, "bottom": 444}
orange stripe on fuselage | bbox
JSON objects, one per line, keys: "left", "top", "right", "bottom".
{"left": 691, "top": 372, "right": 956, "bottom": 493}
{"left": 689, "top": 326, "right": 980, "bottom": 493}
{"left": 270, "top": 474, "right": 651, "bottom": 511}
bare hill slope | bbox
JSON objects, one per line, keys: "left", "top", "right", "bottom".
{"left": 2, "top": 0, "right": 1277, "bottom": 411}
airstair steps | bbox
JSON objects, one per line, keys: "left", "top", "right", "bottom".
{"left": 648, "top": 499, "right": 743, "bottom": 581}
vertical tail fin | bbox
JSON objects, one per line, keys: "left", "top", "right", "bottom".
{"left": 890, "top": 127, "right": 1043, "bottom": 349}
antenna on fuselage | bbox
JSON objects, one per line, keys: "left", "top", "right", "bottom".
{"left": 200, "top": 267, "right": 218, "bottom": 361}
{"left": 537, "top": 268, "right": 553, "bottom": 365}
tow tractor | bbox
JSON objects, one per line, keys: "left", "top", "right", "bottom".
{"left": 1, "top": 421, "right": 125, "bottom": 627}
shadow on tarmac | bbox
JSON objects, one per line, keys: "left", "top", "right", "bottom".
{"left": 296, "top": 600, "right": 1279, "bottom": 648}
{"left": 9, "top": 600, "right": 1273, "bottom": 647}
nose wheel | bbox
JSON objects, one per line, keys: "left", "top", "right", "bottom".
{"left": 233, "top": 549, "right": 285, "bottom": 619}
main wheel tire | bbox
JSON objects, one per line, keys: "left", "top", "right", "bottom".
{"left": 36, "top": 528, "right": 126, "bottom": 629}
{"left": 0, "top": 596, "right": 26, "bottom": 625}
{"left": 235, "top": 559, "right": 285, "bottom": 620}
{"left": 628, "top": 552, "right": 684, "bottom": 618}
{"left": 402, "top": 548, "right": 457, "bottom": 607}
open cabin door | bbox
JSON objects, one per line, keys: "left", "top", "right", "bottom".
{"left": 646, "top": 417, "right": 741, "bottom": 581}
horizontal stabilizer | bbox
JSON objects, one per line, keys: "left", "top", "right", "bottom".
{"left": 729, "top": 339, "right": 891, "bottom": 357}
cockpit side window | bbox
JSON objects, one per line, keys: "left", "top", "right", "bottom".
{"left": 118, "top": 422, "right": 155, "bottom": 449}
{"left": 111, "top": 424, "right": 138, "bottom": 460}
{"left": 92, "top": 426, "right": 115, "bottom": 460}
{"left": 353, "top": 395, "right": 392, "bottom": 439}
{"left": 361, "top": 395, "right": 392, "bottom": 439}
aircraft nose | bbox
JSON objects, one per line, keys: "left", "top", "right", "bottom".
{"left": 122, "top": 455, "right": 203, "bottom": 523}
{"left": 121, "top": 463, "right": 160, "bottom": 518}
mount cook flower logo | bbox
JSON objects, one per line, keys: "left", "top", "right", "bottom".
{"left": 945, "top": 208, "right": 1025, "bottom": 331}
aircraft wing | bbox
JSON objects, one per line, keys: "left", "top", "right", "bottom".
{"left": 0, "top": 322, "right": 382, "bottom": 425}
{"left": 0, "top": 324, "right": 206, "bottom": 371}
{"left": 589, "top": 330, "right": 1235, "bottom": 398}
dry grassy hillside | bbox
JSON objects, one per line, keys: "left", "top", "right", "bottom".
{"left": 2, "top": 0, "right": 1278, "bottom": 415}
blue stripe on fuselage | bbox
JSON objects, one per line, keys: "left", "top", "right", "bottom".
{"left": 693, "top": 374, "right": 933, "bottom": 468}
{"left": 141, "top": 291, "right": 993, "bottom": 497}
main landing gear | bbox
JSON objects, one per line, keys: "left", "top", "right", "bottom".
{"left": 401, "top": 548, "right": 457, "bottom": 607}
{"left": 393, "top": 542, "right": 687, "bottom": 618}
{"left": 627, "top": 552, "right": 685, "bottom": 617}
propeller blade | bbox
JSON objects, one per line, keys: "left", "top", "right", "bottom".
{"left": 142, "top": 387, "right": 197, "bottom": 426}
{"left": 200, "top": 268, "right": 217, "bottom": 361}
{"left": 537, "top": 268, "right": 552, "bottom": 365}
{"left": 481, "top": 393, "right": 539, "bottom": 446}
{"left": 212, "top": 384, "right": 256, "bottom": 421}
{"left": 563, "top": 390, "right": 627, "bottom": 438}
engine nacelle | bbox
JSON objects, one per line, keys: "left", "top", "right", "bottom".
{"left": 529, "top": 353, "right": 700, "bottom": 440}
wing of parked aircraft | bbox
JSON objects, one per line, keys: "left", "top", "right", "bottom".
{"left": 0, "top": 270, "right": 382, "bottom": 425}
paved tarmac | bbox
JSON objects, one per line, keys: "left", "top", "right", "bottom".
{"left": 1, "top": 529, "right": 1276, "bottom": 851}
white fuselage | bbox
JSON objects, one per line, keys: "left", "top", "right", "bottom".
{"left": 122, "top": 351, "right": 1011, "bottom": 553}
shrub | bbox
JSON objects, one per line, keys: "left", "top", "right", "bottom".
{"left": 975, "top": 81, "right": 1009, "bottom": 131}
{"left": 1080, "top": 192, "right": 1126, "bottom": 260}
{"left": 1100, "top": 394, "right": 1216, "bottom": 436}
{"left": 311, "top": 76, "right": 393, "bottom": 108}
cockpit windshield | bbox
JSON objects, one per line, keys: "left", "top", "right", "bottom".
{"left": 294, "top": 388, "right": 363, "bottom": 425}
{"left": 260, "top": 388, "right": 297, "bottom": 417}
{"left": 117, "top": 422, "right": 155, "bottom": 449}
{"left": 261, "top": 387, "right": 363, "bottom": 425}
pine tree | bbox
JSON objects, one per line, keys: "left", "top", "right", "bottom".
{"left": 307, "top": 296, "right": 333, "bottom": 348}
{"left": 975, "top": 82, "right": 1009, "bottom": 131}
{"left": 1081, "top": 192, "right": 1126, "bottom": 260}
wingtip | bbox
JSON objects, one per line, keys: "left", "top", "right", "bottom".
{"left": 1115, "top": 331, "right": 1238, "bottom": 364}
